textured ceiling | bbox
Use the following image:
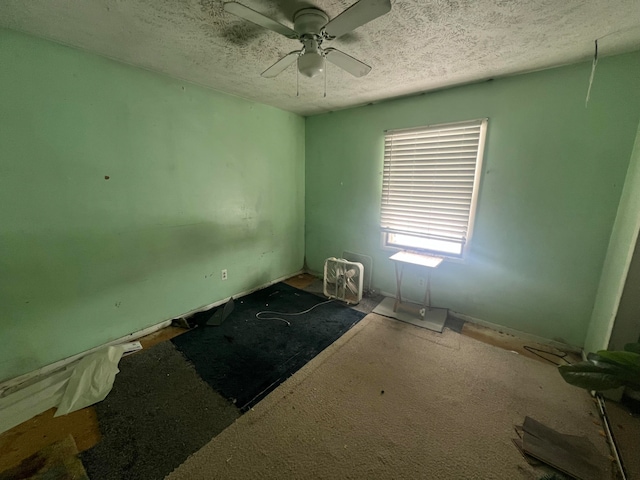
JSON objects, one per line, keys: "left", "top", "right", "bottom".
{"left": 1, "top": 0, "right": 639, "bottom": 116}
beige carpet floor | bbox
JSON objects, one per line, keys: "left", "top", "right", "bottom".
{"left": 168, "top": 313, "right": 609, "bottom": 480}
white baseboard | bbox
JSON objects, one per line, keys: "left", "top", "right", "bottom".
{"left": 0, "top": 270, "right": 303, "bottom": 399}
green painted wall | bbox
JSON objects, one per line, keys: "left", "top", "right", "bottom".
{"left": 584, "top": 121, "right": 640, "bottom": 353}
{"left": 305, "top": 52, "right": 640, "bottom": 347}
{"left": 0, "top": 28, "right": 305, "bottom": 382}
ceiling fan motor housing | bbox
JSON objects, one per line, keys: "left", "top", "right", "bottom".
{"left": 293, "top": 8, "right": 329, "bottom": 35}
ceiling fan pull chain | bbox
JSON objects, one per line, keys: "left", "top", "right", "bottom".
{"left": 324, "top": 57, "right": 327, "bottom": 98}
{"left": 296, "top": 58, "right": 300, "bottom": 97}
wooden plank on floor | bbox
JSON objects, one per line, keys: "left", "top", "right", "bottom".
{"left": 522, "top": 417, "right": 605, "bottom": 480}
{"left": 139, "top": 326, "right": 186, "bottom": 350}
{"left": 283, "top": 273, "right": 317, "bottom": 290}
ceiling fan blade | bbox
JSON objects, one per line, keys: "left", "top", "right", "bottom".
{"left": 323, "top": 0, "right": 391, "bottom": 39}
{"left": 261, "top": 51, "right": 300, "bottom": 78}
{"left": 224, "top": 2, "right": 298, "bottom": 39}
{"left": 324, "top": 48, "right": 371, "bottom": 77}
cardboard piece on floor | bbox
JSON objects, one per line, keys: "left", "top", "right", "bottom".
{"left": 372, "top": 296, "right": 446, "bottom": 333}
{"left": 521, "top": 417, "right": 606, "bottom": 480}
{"left": 207, "top": 298, "right": 235, "bottom": 327}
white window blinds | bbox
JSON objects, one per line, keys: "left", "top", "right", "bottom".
{"left": 381, "top": 119, "right": 487, "bottom": 255}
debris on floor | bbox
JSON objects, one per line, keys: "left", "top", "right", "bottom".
{"left": 207, "top": 297, "right": 235, "bottom": 326}
{"left": 122, "top": 341, "right": 143, "bottom": 356}
{"left": 172, "top": 297, "right": 236, "bottom": 329}
{"left": 172, "top": 317, "right": 192, "bottom": 329}
{"left": 513, "top": 416, "right": 609, "bottom": 480}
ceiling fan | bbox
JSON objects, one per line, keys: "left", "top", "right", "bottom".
{"left": 223, "top": 0, "right": 392, "bottom": 79}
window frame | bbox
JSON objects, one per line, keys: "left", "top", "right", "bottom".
{"left": 380, "top": 118, "right": 488, "bottom": 259}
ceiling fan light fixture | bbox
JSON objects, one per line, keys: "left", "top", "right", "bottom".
{"left": 298, "top": 52, "right": 324, "bottom": 78}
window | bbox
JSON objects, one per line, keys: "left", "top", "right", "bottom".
{"left": 381, "top": 119, "right": 487, "bottom": 257}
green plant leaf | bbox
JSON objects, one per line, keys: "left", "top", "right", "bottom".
{"left": 558, "top": 362, "right": 625, "bottom": 391}
{"left": 585, "top": 353, "right": 635, "bottom": 372}
{"left": 595, "top": 350, "right": 640, "bottom": 368}
{"left": 624, "top": 343, "right": 640, "bottom": 354}
{"left": 587, "top": 352, "right": 617, "bottom": 368}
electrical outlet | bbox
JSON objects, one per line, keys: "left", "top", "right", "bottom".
{"left": 418, "top": 277, "right": 425, "bottom": 287}
{"left": 221, "top": 269, "right": 228, "bottom": 281}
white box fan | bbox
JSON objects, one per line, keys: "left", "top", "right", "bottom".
{"left": 323, "top": 257, "right": 364, "bottom": 305}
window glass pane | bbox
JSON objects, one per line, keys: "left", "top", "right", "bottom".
{"left": 387, "top": 233, "right": 462, "bottom": 255}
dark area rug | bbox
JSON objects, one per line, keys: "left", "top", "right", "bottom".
{"left": 80, "top": 342, "right": 240, "bottom": 480}
{"left": 172, "top": 282, "right": 366, "bottom": 411}
{"left": 80, "top": 282, "right": 365, "bottom": 479}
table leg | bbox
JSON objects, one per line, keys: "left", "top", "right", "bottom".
{"left": 421, "top": 270, "right": 431, "bottom": 317}
{"left": 393, "top": 262, "right": 403, "bottom": 312}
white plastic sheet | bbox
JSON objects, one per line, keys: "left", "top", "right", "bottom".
{"left": 54, "top": 345, "right": 126, "bottom": 417}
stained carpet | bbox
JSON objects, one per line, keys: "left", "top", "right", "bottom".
{"left": 168, "top": 313, "right": 609, "bottom": 480}
{"left": 172, "top": 282, "right": 366, "bottom": 411}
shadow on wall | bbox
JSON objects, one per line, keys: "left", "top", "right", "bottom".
{"left": 1, "top": 217, "right": 273, "bottom": 319}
